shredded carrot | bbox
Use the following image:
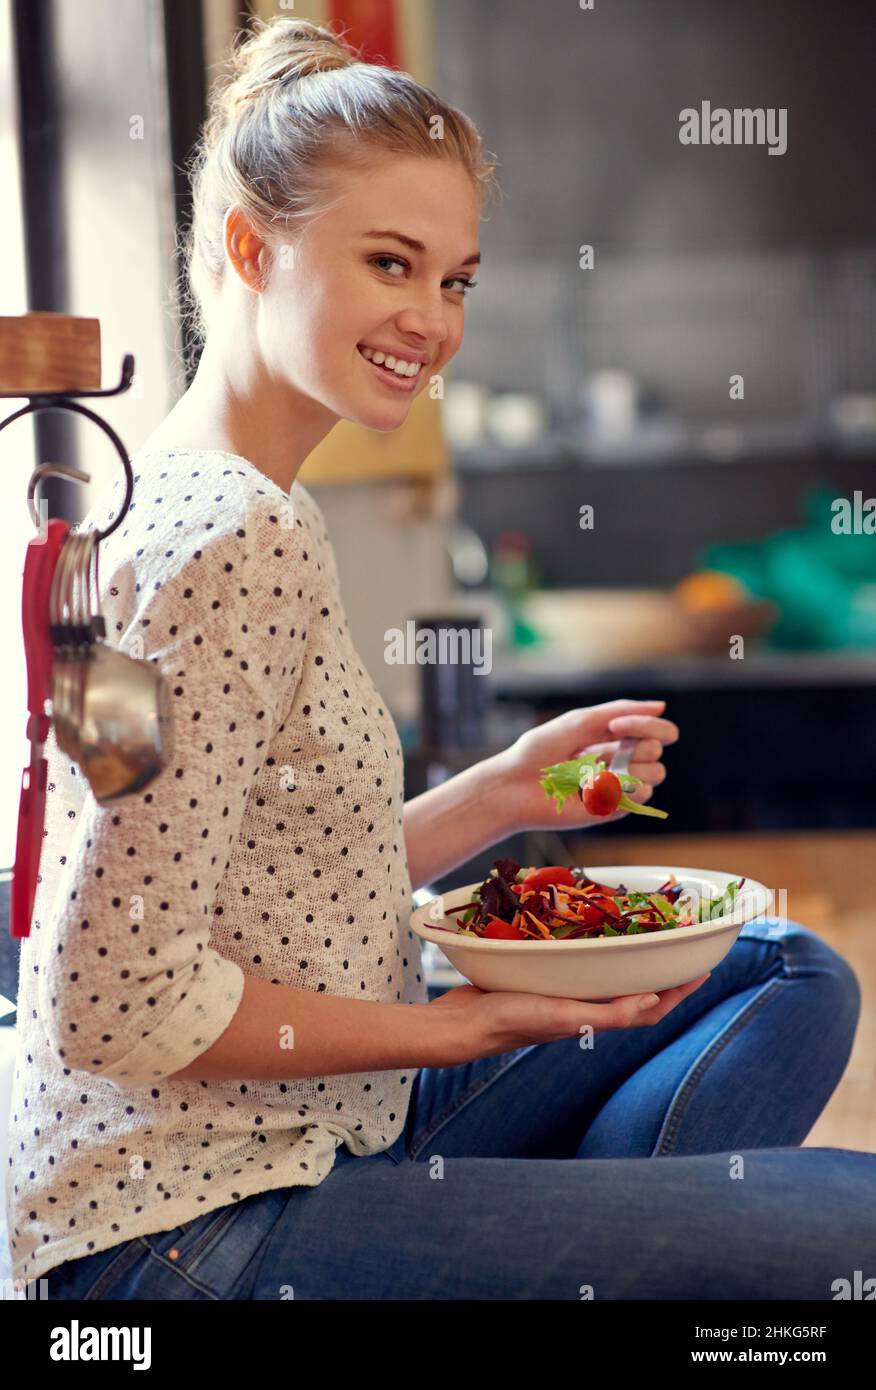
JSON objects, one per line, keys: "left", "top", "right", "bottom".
{"left": 486, "top": 914, "right": 511, "bottom": 929}
{"left": 462, "top": 863, "right": 740, "bottom": 942}
{"left": 524, "top": 910, "right": 553, "bottom": 939}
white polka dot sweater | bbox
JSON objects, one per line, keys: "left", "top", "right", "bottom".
{"left": 7, "top": 448, "right": 428, "bottom": 1286}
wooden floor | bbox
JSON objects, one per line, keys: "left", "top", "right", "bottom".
{"left": 562, "top": 828, "right": 876, "bottom": 1153}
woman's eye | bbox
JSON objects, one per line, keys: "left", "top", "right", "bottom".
{"left": 371, "top": 256, "right": 478, "bottom": 295}
{"left": 372, "top": 255, "right": 407, "bottom": 277}
{"left": 445, "top": 276, "right": 478, "bottom": 296}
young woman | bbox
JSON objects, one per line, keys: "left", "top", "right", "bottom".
{"left": 11, "top": 18, "right": 872, "bottom": 1300}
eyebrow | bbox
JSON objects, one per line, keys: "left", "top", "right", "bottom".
{"left": 361, "top": 229, "right": 481, "bottom": 268}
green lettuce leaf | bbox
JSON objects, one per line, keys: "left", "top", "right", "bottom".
{"left": 538, "top": 754, "right": 668, "bottom": 819}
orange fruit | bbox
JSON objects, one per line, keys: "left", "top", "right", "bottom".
{"left": 673, "top": 569, "right": 748, "bottom": 612}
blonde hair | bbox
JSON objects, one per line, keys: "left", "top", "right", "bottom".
{"left": 182, "top": 15, "right": 500, "bottom": 344}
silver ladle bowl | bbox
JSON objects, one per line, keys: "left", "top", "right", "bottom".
{"left": 51, "top": 528, "right": 174, "bottom": 803}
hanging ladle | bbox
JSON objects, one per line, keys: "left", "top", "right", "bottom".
{"left": 43, "top": 490, "right": 175, "bottom": 803}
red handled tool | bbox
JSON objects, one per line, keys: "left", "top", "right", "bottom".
{"left": 12, "top": 519, "right": 70, "bottom": 938}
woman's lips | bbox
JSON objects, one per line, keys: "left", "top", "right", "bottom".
{"left": 358, "top": 345, "right": 419, "bottom": 392}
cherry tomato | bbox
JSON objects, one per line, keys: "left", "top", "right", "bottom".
{"left": 580, "top": 770, "right": 623, "bottom": 817}
{"left": 521, "top": 865, "right": 577, "bottom": 890}
{"left": 579, "top": 894, "right": 621, "bottom": 926}
{"left": 483, "top": 920, "right": 527, "bottom": 939}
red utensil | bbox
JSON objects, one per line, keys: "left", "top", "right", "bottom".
{"left": 11, "top": 518, "right": 70, "bottom": 938}
{"left": 1, "top": 352, "right": 137, "bottom": 941}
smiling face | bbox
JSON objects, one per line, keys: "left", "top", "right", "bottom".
{"left": 254, "top": 154, "right": 482, "bottom": 431}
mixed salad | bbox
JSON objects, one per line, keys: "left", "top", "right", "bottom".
{"left": 539, "top": 753, "right": 668, "bottom": 819}
{"left": 436, "top": 859, "right": 746, "bottom": 941}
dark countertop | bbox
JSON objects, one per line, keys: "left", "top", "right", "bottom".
{"left": 405, "top": 646, "right": 876, "bottom": 840}
{"left": 489, "top": 648, "right": 876, "bottom": 696}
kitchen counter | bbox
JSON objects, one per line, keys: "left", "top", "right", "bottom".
{"left": 440, "top": 646, "right": 876, "bottom": 834}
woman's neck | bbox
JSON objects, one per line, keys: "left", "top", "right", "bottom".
{"left": 140, "top": 337, "right": 339, "bottom": 495}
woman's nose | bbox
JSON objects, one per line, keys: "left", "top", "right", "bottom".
{"left": 396, "top": 302, "right": 451, "bottom": 352}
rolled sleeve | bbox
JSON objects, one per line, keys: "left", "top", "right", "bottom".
{"left": 99, "top": 949, "right": 246, "bottom": 1088}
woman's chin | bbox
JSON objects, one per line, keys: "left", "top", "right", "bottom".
{"left": 351, "top": 399, "right": 415, "bottom": 431}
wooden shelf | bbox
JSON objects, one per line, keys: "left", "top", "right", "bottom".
{"left": 0, "top": 312, "right": 101, "bottom": 393}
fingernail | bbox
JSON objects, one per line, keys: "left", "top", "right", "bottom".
{"left": 638, "top": 994, "right": 660, "bottom": 1010}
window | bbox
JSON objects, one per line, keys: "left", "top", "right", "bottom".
{"left": 0, "top": 0, "right": 36, "bottom": 869}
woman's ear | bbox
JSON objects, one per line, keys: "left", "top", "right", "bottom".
{"left": 224, "top": 209, "right": 268, "bottom": 290}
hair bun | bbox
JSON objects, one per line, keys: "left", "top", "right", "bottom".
{"left": 227, "top": 16, "right": 357, "bottom": 109}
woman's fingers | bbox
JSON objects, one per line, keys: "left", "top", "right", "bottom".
{"left": 625, "top": 781, "right": 654, "bottom": 801}
{"left": 629, "top": 973, "right": 712, "bottom": 1024}
{"left": 629, "top": 762, "right": 666, "bottom": 786}
{"left": 583, "top": 736, "right": 666, "bottom": 769}
{"left": 633, "top": 738, "right": 664, "bottom": 761}
{"left": 574, "top": 993, "right": 663, "bottom": 1029}
{"left": 582, "top": 974, "right": 711, "bottom": 1032}
{"left": 608, "top": 714, "right": 680, "bottom": 745}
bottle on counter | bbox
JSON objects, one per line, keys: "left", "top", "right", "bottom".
{"left": 490, "top": 530, "right": 543, "bottom": 648}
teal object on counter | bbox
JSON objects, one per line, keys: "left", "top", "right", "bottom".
{"left": 506, "top": 599, "right": 543, "bottom": 648}
{"left": 490, "top": 532, "right": 545, "bottom": 648}
{"left": 699, "top": 483, "right": 876, "bottom": 651}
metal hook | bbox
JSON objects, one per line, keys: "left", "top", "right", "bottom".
{"left": 27, "top": 463, "right": 91, "bottom": 534}
{"left": 0, "top": 353, "right": 136, "bottom": 541}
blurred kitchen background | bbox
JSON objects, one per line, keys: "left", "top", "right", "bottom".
{"left": 2, "top": 0, "right": 876, "bottom": 1144}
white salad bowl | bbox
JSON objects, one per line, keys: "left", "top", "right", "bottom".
{"left": 410, "top": 866, "right": 774, "bottom": 1000}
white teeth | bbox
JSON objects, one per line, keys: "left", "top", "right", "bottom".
{"left": 360, "top": 346, "right": 421, "bottom": 377}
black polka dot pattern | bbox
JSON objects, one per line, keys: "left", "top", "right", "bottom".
{"left": 6, "top": 449, "right": 428, "bottom": 1288}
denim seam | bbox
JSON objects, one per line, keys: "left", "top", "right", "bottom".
{"left": 138, "top": 1247, "right": 223, "bottom": 1299}
{"left": 79, "top": 1209, "right": 241, "bottom": 1300}
{"left": 651, "top": 976, "right": 785, "bottom": 1157}
{"left": 80, "top": 1238, "right": 224, "bottom": 1300}
{"left": 80, "top": 1237, "right": 154, "bottom": 1300}
{"left": 175, "top": 1202, "right": 240, "bottom": 1270}
{"left": 406, "top": 1045, "right": 540, "bottom": 1160}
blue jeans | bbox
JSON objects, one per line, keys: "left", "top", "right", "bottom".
{"left": 45, "top": 918, "right": 874, "bottom": 1300}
